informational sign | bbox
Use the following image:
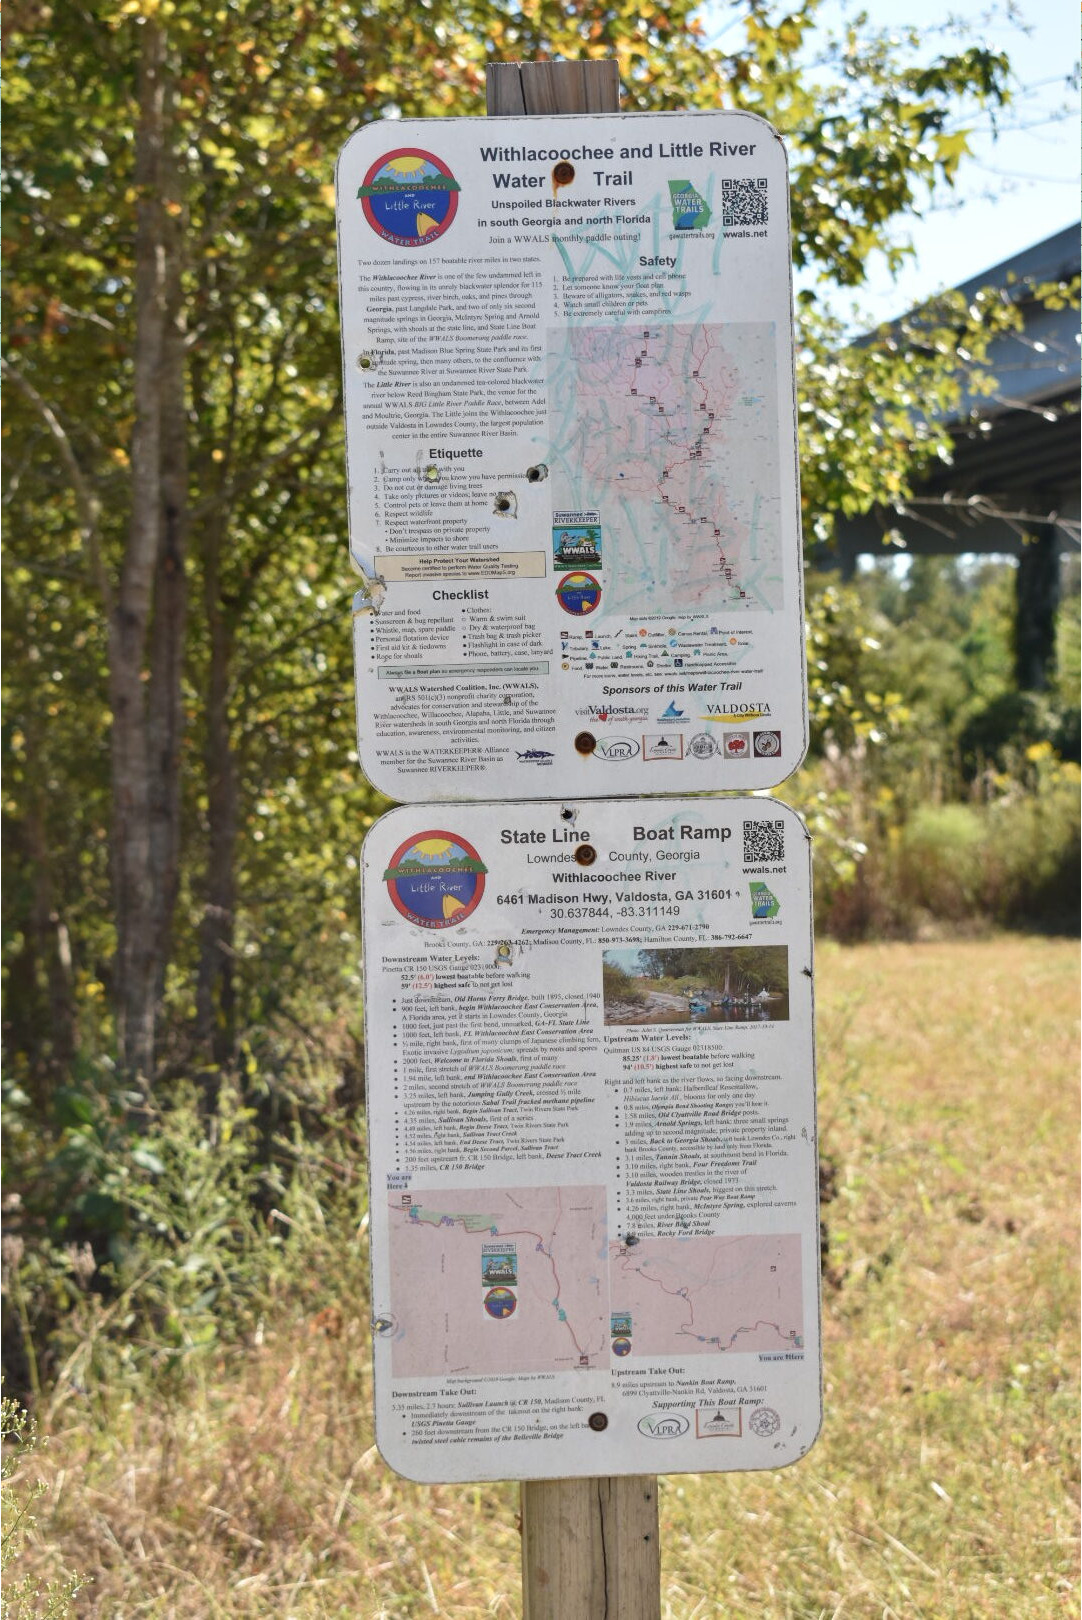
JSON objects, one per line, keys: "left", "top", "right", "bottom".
{"left": 337, "top": 112, "right": 808, "bottom": 798}
{"left": 362, "top": 797, "right": 820, "bottom": 1482}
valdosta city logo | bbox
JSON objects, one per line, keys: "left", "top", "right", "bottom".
{"left": 384, "top": 832, "right": 487, "bottom": 928}
{"left": 358, "top": 149, "right": 460, "bottom": 247}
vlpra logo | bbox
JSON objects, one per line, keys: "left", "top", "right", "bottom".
{"left": 637, "top": 1412, "right": 690, "bottom": 1438}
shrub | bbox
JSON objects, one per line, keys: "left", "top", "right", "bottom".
{"left": 896, "top": 803, "right": 989, "bottom": 921}
{"left": 1, "top": 1394, "right": 86, "bottom": 1616}
{"left": 2, "top": 1069, "right": 370, "bottom": 1410}
{"left": 602, "top": 959, "right": 643, "bottom": 1006}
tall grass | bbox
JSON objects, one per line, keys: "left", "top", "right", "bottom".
{"left": 798, "top": 750, "right": 1081, "bottom": 940}
{"left": 5, "top": 938, "right": 1079, "bottom": 1617}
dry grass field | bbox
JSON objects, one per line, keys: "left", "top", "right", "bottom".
{"left": 9, "top": 937, "right": 1079, "bottom": 1617}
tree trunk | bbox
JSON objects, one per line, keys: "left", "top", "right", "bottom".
{"left": 196, "top": 562, "right": 239, "bottom": 1067}
{"left": 27, "top": 796, "right": 76, "bottom": 1075}
{"left": 7, "top": 776, "right": 76, "bottom": 1079}
{"left": 1014, "top": 522, "right": 1059, "bottom": 693}
{"left": 146, "top": 232, "right": 189, "bottom": 1012}
{"left": 109, "top": 19, "right": 187, "bottom": 1083}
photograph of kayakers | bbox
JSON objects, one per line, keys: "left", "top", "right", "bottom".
{"left": 602, "top": 945, "right": 790, "bottom": 1025}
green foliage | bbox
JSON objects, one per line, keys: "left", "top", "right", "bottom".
{"left": 784, "top": 559, "right": 1081, "bottom": 938}
{"left": 3, "top": 1065, "right": 369, "bottom": 1406}
{"left": 981, "top": 749, "right": 1082, "bottom": 928}
{"left": 725, "top": 4, "right": 1010, "bottom": 288}
{"left": 897, "top": 802, "right": 988, "bottom": 919}
{"left": 639, "top": 944, "right": 790, "bottom": 991}
{"left": 601, "top": 957, "right": 643, "bottom": 1005}
{"left": 797, "top": 288, "right": 1021, "bottom": 540}
{"left": 959, "top": 690, "right": 1053, "bottom": 776}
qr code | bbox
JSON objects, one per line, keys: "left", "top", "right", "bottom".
{"left": 744, "top": 819, "right": 785, "bottom": 864}
{"left": 721, "top": 177, "right": 768, "bottom": 227}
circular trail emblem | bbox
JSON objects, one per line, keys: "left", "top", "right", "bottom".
{"left": 749, "top": 1406, "right": 781, "bottom": 1437}
{"left": 483, "top": 1287, "right": 517, "bottom": 1320}
{"left": 359, "top": 148, "right": 460, "bottom": 247}
{"left": 384, "top": 831, "right": 487, "bottom": 929}
{"left": 556, "top": 571, "right": 602, "bottom": 616}
{"left": 611, "top": 1337, "right": 632, "bottom": 1357}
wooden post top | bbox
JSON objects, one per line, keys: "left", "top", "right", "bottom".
{"left": 486, "top": 59, "right": 621, "bottom": 116}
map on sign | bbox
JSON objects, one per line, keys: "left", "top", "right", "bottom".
{"left": 611, "top": 1233, "right": 803, "bottom": 1358}
{"left": 388, "top": 1186, "right": 805, "bottom": 1375}
{"left": 389, "top": 1186, "right": 609, "bottom": 1376}
{"left": 547, "top": 322, "right": 782, "bottom": 616}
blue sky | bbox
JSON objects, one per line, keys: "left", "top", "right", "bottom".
{"left": 708, "top": 0, "right": 1080, "bottom": 323}
{"left": 605, "top": 948, "right": 648, "bottom": 975}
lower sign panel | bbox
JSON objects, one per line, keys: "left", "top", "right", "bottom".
{"left": 362, "top": 798, "right": 821, "bottom": 1481}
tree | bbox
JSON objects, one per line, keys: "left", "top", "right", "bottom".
{"left": 1, "top": 0, "right": 1028, "bottom": 1085}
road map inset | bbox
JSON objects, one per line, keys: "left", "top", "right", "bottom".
{"left": 388, "top": 1187, "right": 805, "bottom": 1377}
{"left": 389, "top": 1186, "right": 610, "bottom": 1376}
{"left": 547, "top": 321, "right": 782, "bottom": 615}
{"left": 611, "top": 1233, "right": 803, "bottom": 1357}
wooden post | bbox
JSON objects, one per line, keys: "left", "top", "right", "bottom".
{"left": 521, "top": 1475, "right": 661, "bottom": 1620}
{"left": 486, "top": 58, "right": 621, "bottom": 117}
{"left": 487, "top": 58, "right": 660, "bottom": 1620}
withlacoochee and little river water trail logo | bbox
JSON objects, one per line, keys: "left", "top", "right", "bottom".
{"left": 384, "top": 832, "right": 487, "bottom": 928}
{"left": 359, "top": 149, "right": 460, "bottom": 247}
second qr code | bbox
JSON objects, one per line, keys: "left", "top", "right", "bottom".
{"left": 721, "top": 177, "right": 768, "bottom": 228}
{"left": 744, "top": 820, "right": 785, "bottom": 863}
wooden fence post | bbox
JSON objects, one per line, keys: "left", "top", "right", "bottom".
{"left": 485, "top": 60, "right": 661, "bottom": 1620}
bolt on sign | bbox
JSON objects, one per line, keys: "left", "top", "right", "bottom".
{"left": 336, "top": 112, "right": 808, "bottom": 800}
{"left": 362, "top": 797, "right": 821, "bottom": 1482}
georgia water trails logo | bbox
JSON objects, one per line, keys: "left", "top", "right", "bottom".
{"left": 669, "top": 179, "right": 711, "bottom": 230}
{"left": 750, "top": 881, "right": 780, "bottom": 920}
{"left": 384, "top": 831, "right": 487, "bottom": 928}
{"left": 359, "top": 149, "right": 460, "bottom": 247}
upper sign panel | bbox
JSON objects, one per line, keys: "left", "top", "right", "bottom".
{"left": 337, "top": 112, "right": 807, "bottom": 799}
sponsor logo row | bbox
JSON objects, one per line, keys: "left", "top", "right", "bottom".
{"left": 637, "top": 1406, "right": 782, "bottom": 1440}
{"left": 515, "top": 731, "right": 780, "bottom": 764}
{"left": 592, "top": 729, "right": 781, "bottom": 762}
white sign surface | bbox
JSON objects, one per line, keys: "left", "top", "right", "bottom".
{"left": 362, "top": 797, "right": 820, "bottom": 1482}
{"left": 338, "top": 112, "right": 807, "bottom": 798}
